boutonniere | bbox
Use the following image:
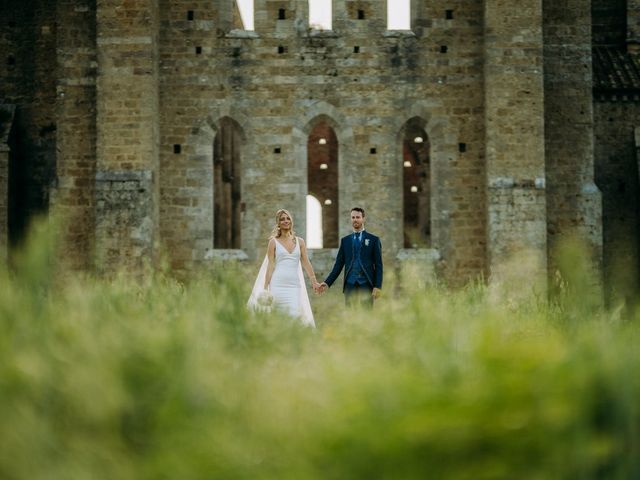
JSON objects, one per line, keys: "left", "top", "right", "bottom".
{"left": 364, "top": 239, "right": 370, "bottom": 246}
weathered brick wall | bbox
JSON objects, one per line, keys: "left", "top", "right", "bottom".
{"left": 95, "top": 0, "right": 160, "bottom": 274}
{"left": 484, "top": 0, "right": 547, "bottom": 288}
{"left": 544, "top": 0, "right": 602, "bottom": 286}
{"left": 594, "top": 101, "right": 640, "bottom": 306}
{"left": 0, "top": 0, "right": 57, "bottom": 247}
{"left": 1, "top": 0, "right": 626, "bottom": 293}
{"left": 159, "top": 0, "right": 486, "bottom": 285}
{"left": 52, "top": 0, "right": 97, "bottom": 270}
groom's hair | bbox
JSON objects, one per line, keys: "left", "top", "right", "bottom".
{"left": 351, "top": 207, "right": 365, "bottom": 217}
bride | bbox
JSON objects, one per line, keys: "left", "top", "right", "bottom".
{"left": 248, "top": 209, "right": 320, "bottom": 327}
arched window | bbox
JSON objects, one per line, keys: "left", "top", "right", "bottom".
{"left": 214, "top": 117, "right": 243, "bottom": 249}
{"left": 306, "top": 195, "right": 323, "bottom": 248}
{"left": 387, "top": 0, "right": 410, "bottom": 30}
{"left": 402, "top": 118, "right": 430, "bottom": 248}
{"left": 235, "top": 0, "right": 254, "bottom": 30}
{"left": 307, "top": 121, "right": 338, "bottom": 248}
{"left": 309, "top": 0, "right": 332, "bottom": 30}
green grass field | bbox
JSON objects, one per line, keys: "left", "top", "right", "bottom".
{"left": 1, "top": 225, "right": 638, "bottom": 479}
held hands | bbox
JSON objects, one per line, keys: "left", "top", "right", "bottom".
{"left": 313, "top": 282, "right": 328, "bottom": 294}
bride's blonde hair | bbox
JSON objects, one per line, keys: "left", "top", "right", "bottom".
{"left": 271, "top": 209, "right": 296, "bottom": 242}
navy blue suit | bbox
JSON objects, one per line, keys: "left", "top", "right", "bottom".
{"left": 324, "top": 231, "right": 383, "bottom": 292}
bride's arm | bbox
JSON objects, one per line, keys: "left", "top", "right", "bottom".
{"left": 263, "top": 239, "right": 276, "bottom": 290}
{"left": 299, "top": 238, "right": 320, "bottom": 290}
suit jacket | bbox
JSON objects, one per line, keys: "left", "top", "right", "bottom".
{"left": 325, "top": 231, "right": 383, "bottom": 292}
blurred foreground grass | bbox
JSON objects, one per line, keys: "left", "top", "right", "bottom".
{"left": 1, "top": 225, "right": 639, "bottom": 479}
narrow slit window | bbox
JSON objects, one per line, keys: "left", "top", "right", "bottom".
{"left": 214, "top": 117, "right": 243, "bottom": 249}
{"left": 387, "top": 0, "right": 411, "bottom": 30}
{"left": 309, "top": 0, "right": 332, "bottom": 31}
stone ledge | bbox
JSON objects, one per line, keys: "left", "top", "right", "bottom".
{"left": 204, "top": 249, "right": 249, "bottom": 262}
{"left": 307, "top": 30, "right": 339, "bottom": 38}
{"left": 96, "top": 170, "right": 153, "bottom": 183}
{"left": 383, "top": 30, "right": 417, "bottom": 38}
{"left": 226, "top": 30, "right": 260, "bottom": 39}
{"left": 488, "top": 177, "right": 546, "bottom": 189}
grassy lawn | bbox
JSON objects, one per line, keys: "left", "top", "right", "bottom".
{"left": 1, "top": 226, "right": 638, "bottom": 479}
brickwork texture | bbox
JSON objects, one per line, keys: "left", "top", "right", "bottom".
{"left": 1, "top": 0, "right": 638, "bottom": 299}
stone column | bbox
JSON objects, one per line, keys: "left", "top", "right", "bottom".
{"left": 543, "top": 0, "right": 603, "bottom": 292}
{"left": 484, "top": 0, "right": 548, "bottom": 291}
{"left": 95, "top": 0, "right": 160, "bottom": 274}
{"left": 53, "top": 0, "right": 97, "bottom": 270}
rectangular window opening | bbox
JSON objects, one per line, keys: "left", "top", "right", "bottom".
{"left": 187, "top": 10, "right": 194, "bottom": 21}
{"left": 357, "top": 9, "right": 365, "bottom": 20}
{"left": 446, "top": 10, "right": 454, "bottom": 20}
{"left": 370, "top": 147, "right": 377, "bottom": 155}
{"left": 309, "top": 0, "right": 332, "bottom": 31}
{"left": 274, "top": 147, "right": 282, "bottom": 154}
{"left": 236, "top": 0, "right": 255, "bottom": 30}
{"left": 354, "top": 46, "right": 360, "bottom": 53}
{"left": 458, "top": 143, "right": 467, "bottom": 153}
{"left": 278, "top": 8, "right": 286, "bottom": 20}
{"left": 174, "top": 144, "right": 182, "bottom": 154}
{"left": 195, "top": 46, "right": 202, "bottom": 54}
{"left": 387, "top": 0, "right": 410, "bottom": 30}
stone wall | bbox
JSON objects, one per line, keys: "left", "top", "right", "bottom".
{"left": 544, "top": 0, "right": 602, "bottom": 289}
{"left": 159, "top": 0, "right": 486, "bottom": 284}
{"left": 3, "top": 0, "right": 630, "bottom": 295}
{"left": 484, "top": 0, "right": 547, "bottom": 289}
{"left": 52, "top": 0, "right": 97, "bottom": 270}
{"left": 0, "top": 0, "right": 57, "bottom": 247}
{"left": 95, "top": 0, "right": 160, "bottom": 274}
{"left": 594, "top": 101, "right": 640, "bottom": 307}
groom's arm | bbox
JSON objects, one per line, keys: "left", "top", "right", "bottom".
{"left": 324, "top": 240, "right": 345, "bottom": 287}
{"left": 373, "top": 236, "right": 383, "bottom": 289}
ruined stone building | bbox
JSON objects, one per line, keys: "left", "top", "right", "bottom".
{"left": 1, "top": 0, "right": 639, "bottom": 301}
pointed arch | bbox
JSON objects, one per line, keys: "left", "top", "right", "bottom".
{"left": 293, "top": 102, "right": 352, "bottom": 247}
{"left": 400, "top": 117, "right": 431, "bottom": 248}
{"left": 307, "top": 117, "right": 339, "bottom": 247}
{"left": 213, "top": 116, "right": 244, "bottom": 249}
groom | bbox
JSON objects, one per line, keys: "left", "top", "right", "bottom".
{"left": 319, "top": 207, "right": 383, "bottom": 306}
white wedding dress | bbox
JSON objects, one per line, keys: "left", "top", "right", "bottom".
{"left": 247, "top": 238, "right": 315, "bottom": 327}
